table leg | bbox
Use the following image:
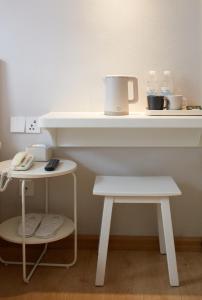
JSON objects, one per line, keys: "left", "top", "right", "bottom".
{"left": 69, "top": 172, "right": 77, "bottom": 266}
{"left": 157, "top": 204, "right": 166, "bottom": 254}
{"left": 95, "top": 197, "right": 113, "bottom": 286}
{"left": 45, "top": 178, "right": 49, "bottom": 214}
{"left": 160, "top": 198, "right": 179, "bottom": 286}
{"left": 21, "top": 180, "right": 28, "bottom": 283}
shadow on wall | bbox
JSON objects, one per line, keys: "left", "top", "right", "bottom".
{"left": 52, "top": 148, "right": 103, "bottom": 234}
{"left": 53, "top": 146, "right": 202, "bottom": 236}
{"left": 0, "top": 60, "right": 15, "bottom": 159}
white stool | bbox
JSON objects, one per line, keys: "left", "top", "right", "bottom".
{"left": 93, "top": 176, "right": 181, "bottom": 287}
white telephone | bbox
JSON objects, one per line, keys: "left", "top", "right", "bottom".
{"left": 11, "top": 152, "right": 34, "bottom": 171}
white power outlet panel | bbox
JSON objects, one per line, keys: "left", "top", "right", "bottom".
{"left": 19, "top": 180, "right": 34, "bottom": 197}
{"left": 26, "top": 117, "right": 41, "bottom": 134}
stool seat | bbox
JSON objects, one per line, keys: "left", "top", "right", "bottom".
{"left": 93, "top": 176, "right": 181, "bottom": 197}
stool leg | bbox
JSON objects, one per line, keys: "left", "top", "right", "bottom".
{"left": 95, "top": 197, "right": 113, "bottom": 286}
{"left": 160, "top": 199, "right": 179, "bottom": 287}
{"left": 157, "top": 204, "right": 166, "bottom": 254}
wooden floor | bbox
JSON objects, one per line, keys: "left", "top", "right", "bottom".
{"left": 0, "top": 248, "right": 202, "bottom": 300}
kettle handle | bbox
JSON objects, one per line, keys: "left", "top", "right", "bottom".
{"left": 128, "top": 77, "right": 138, "bottom": 103}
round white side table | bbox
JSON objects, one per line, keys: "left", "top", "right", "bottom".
{"left": 0, "top": 159, "right": 77, "bottom": 283}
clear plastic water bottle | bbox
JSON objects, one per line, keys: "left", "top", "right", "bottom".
{"left": 160, "top": 70, "right": 174, "bottom": 96}
{"left": 146, "top": 71, "right": 158, "bottom": 96}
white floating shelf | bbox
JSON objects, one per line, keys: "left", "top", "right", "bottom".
{"left": 39, "top": 112, "right": 202, "bottom": 147}
{"left": 39, "top": 112, "right": 202, "bottom": 128}
{"left": 0, "top": 216, "right": 74, "bottom": 245}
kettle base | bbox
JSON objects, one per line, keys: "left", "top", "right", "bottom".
{"left": 104, "top": 111, "right": 129, "bottom": 116}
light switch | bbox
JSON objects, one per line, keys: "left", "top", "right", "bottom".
{"left": 10, "top": 117, "right": 26, "bottom": 133}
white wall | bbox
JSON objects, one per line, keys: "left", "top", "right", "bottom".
{"left": 0, "top": 0, "right": 202, "bottom": 236}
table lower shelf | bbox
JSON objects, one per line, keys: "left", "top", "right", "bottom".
{"left": 0, "top": 216, "right": 74, "bottom": 245}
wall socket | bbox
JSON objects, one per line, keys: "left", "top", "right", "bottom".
{"left": 25, "top": 117, "right": 41, "bottom": 134}
{"left": 19, "top": 180, "right": 34, "bottom": 196}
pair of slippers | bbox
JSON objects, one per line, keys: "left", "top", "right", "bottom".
{"left": 18, "top": 213, "right": 64, "bottom": 238}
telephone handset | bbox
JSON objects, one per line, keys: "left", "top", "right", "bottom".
{"left": 0, "top": 171, "right": 11, "bottom": 192}
{"left": 0, "top": 152, "right": 34, "bottom": 192}
{"left": 11, "top": 152, "right": 34, "bottom": 171}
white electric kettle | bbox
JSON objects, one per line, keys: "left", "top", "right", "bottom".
{"left": 104, "top": 75, "right": 138, "bottom": 116}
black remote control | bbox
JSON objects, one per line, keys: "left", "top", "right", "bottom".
{"left": 45, "top": 159, "right": 60, "bottom": 171}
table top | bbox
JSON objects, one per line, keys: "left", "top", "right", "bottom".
{"left": 93, "top": 176, "right": 182, "bottom": 197}
{"left": 0, "top": 159, "right": 77, "bottom": 179}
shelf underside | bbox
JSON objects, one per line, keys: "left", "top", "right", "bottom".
{"left": 45, "top": 128, "right": 202, "bottom": 147}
